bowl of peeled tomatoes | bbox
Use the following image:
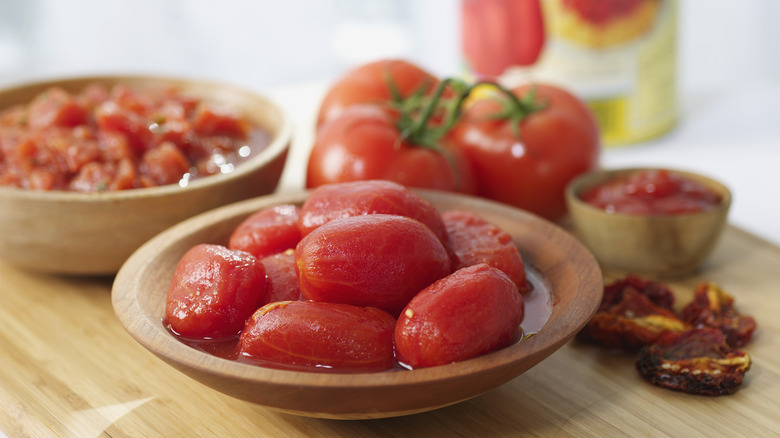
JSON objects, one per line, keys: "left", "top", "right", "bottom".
{"left": 0, "top": 75, "right": 291, "bottom": 275}
{"left": 112, "top": 180, "right": 603, "bottom": 419}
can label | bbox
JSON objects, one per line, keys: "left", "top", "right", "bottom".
{"left": 463, "top": 0, "right": 678, "bottom": 147}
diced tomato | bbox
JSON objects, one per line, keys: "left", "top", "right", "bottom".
{"left": 192, "top": 102, "right": 249, "bottom": 137}
{"left": 140, "top": 142, "right": 190, "bottom": 186}
{"left": 27, "top": 88, "right": 88, "bottom": 129}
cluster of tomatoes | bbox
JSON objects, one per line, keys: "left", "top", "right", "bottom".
{"left": 165, "top": 180, "right": 527, "bottom": 372}
{"left": 307, "top": 59, "right": 601, "bottom": 221}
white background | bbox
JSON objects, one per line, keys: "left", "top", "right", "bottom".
{"left": 1, "top": 0, "right": 778, "bottom": 244}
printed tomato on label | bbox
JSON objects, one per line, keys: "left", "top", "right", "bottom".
{"left": 297, "top": 179, "right": 448, "bottom": 243}
{"left": 239, "top": 301, "right": 397, "bottom": 372}
{"left": 395, "top": 263, "right": 524, "bottom": 368}
{"left": 165, "top": 244, "right": 266, "bottom": 340}
{"left": 451, "top": 83, "right": 600, "bottom": 221}
{"left": 295, "top": 214, "right": 451, "bottom": 316}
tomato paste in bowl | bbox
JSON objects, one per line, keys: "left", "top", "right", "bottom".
{"left": 566, "top": 167, "right": 731, "bottom": 277}
{"left": 579, "top": 169, "right": 723, "bottom": 216}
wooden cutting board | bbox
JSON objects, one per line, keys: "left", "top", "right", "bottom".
{"left": 1, "top": 224, "right": 778, "bottom": 437}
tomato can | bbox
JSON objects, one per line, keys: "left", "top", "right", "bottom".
{"left": 462, "top": 0, "right": 678, "bottom": 147}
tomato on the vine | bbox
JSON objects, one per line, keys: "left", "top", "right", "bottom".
{"left": 316, "top": 59, "right": 440, "bottom": 129}
{"left": 307, "top": 104, "right": 476, "bottom": 194}
{"left": 450, "top": 84, "right": 600, "bottom": 221}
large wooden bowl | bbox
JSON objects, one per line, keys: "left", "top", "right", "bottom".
{"left": 566, "top": 167, "right": 731, "bottom": 278}
{"left": 0, "top": 75, "right": 291, "bottom": 275}
{"left": 112, "top": 190, "right": 603, "bottom": 419}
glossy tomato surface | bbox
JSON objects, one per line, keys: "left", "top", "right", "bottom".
{"left": 295, "top": 214, "right": 451, "bottom": 316}
{"left": 316, "top": 59, "right": 439, "bottom": 129}
{"left": 297, "top": 179, "right": 448, "bottom": 243}
{"left": 442, "top": 210, "right": 527, "bottom": 293}
{"left": 228, "top": 205, "right": 301, "bottom": 259}
{"left": 165, "top": 244, "right": 266, "bottom": 340}
{"left": 395, "top": 263, "right": 524, "bottom": 368}
{"left": 307, "top": 105, "right": 475, "bottom": 194}
{"left": 238, "top": 301, "right": 397, "bottom": 372}
{"left": 259, "top": 249, "right": 302, "bottom": 305}
{"left": 451, "top": 84, "right": 600, "bottom": 221}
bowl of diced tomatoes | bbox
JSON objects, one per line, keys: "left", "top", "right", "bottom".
{"left": 0, "top": 75, "right": 291, "bottom": 275}
{"left": 112, "top": 180, "right": 603, "bottom": 419}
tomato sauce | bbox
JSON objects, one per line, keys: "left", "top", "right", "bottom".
{"left": 580, "top": 169, "right": 723, "bottom": 215}
{"left": 0, "top": 83, "right": 270, "bottom": 192}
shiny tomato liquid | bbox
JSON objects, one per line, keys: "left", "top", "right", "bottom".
{"left": 580, "top": 169, "right": 722, "bottom": 215}
{"left": 169, "top": 262, "right": 553, "bottom": 373}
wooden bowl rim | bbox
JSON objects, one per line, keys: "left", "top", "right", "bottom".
{"left": 0, "top": 74, "right": 292, "bottom": 203}
{"left": 566, "top": 166, "right": 732, "bottom": 219}
{"left": 112, "top": 190, "right": 604, "bottom": 390}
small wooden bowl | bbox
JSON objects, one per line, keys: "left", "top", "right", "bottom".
{"left": 112, "top": 190, "right": 603, "bottom": 419}
{"left": 0, "top": 75, "right": 291, "bottom": 275}
{"left": 566, "top": 167, "right": 731, "bottom": 278}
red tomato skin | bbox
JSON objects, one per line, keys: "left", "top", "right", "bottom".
{"left": 259, "top": 249, "right": 302, "bottom": 304}
{"left": 442, "top": 210, "right": 527, "bottom": 293}
{"left": 395, "top": 264, "right": 524, "bottom": 368}
{"left": 238, "top": 301, "right": 396, "bottom": 372}
{"left": 297, "top": 179, "right": 448, "bottom": 244}
{"left": 308, "top": 105, "right": 476, "bottom": 195}
{"left": 452, "top": 84, "right": 600, "bottom": 221}
{"left": 295, "top": 214, "right": 451, "bottom": 316}
{"left": 316, "top": 59, "right": 439, "bottom": 129}
{"left": 228, "top": 205, "right": 302, "bottom": 259}
{"left": 165, "top": 244, "right": 266, "bottom": 340}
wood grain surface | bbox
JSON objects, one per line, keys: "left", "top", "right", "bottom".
{"left": 1, "top": 225, "right": 778, "bottom": 437}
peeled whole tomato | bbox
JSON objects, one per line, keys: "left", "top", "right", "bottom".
{"left": 395, "top": 263, "right": 524, "bottom": 368}
{"left": 238, "top": 301, "right": 397, "bottom": 372}
{"left": 297, "top": 179, "right": 448, "bottom": 244}
{"left": 165, "top": 244, "right": 266, "bottom": 340}
{"left": 295, "top": 214, "right": 451, "bottom": 316}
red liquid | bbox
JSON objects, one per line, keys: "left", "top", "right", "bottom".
{"left": 581, "top": 169, "right": 723, "bottom": 215}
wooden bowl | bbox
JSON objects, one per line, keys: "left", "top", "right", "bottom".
{"left": 0, "top": 75, "right": 291, "bottom": 275}
{"left": 566, "top": 167, "right": 731, "bottom": 278}
{"left": 112, "top": 190, "right": 603, "bottom": 419}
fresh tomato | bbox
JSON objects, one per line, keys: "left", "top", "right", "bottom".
{"left": 395, "top": 263, "right": 523, "bottom": 368}
{"left": 451, "top": 84, "right": 600, "bottom": 221}
{"left": 295, "top": 214, "right": 451, "bottom": 316}
{"left": 297, "top": 179, "right": 448, "bottom": 243}
{"left": 228, "top": 204, "right": 301, "bottom": 259}
{"left": 442, "top": 210, "right": 527, "bottom": 293}
{"left": 165, "top": 244, "right": 266, "bottom": 340}
{"left": 307, "top": 104, "right": 476, "bottom": 194}
{"left": 316, "top": 59, "right": 440, "bottom": 129}
{"left": 239, "top": 301, "right": 397, "bottom": 372}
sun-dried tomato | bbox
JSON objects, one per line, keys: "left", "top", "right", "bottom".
{"left": 680, "top": 282, "right": 757, "bottom": 348}
{"left": 636, "top": 327, "right": 751, "bottom": 396}
{"left": 601, "top": 274, "right": 675, "bottom": 312}
{"left": 579, "top": 275, "right": 679, "bottom": 345}
{"left": 585, "top": 288, "right": 689, "bottom": 350}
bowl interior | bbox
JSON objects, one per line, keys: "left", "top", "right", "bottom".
{"left": 0, "top": 75, "right": 291, "bottom": 275}
{"left": 112, "top": 190, "right": 603, "bottom": 419}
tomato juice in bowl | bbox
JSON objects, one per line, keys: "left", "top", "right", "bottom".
{"left": 566, "top": 168, "right": 731, "bottom": 277}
